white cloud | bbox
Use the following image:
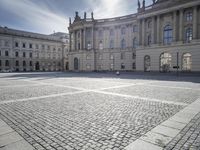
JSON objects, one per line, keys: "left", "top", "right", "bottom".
{"left": 1, "top": 0, "right": 68, "bottom": 34}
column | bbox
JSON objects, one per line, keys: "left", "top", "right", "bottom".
{"left": 91, "top": 26, "right": 94, "bottom": 49}
{"left": 69, "top": 32, "right": 72, "bottom": 51}
{"left": 80, "top": 29, "right": 82, "bottom": 50}
{"left": 157, "top": 15, "right": 160, "bottom": 44}
{"left": 173, "top": 11, "right": 177, "bottom": 42}
{"left": 83, "top": 28, "right": 86, "bottom": 49}
{"left": 74, "top": 31, "right": 76, "bottom": 51}
{"left": 152, "top": 16, "right": 155, "bottom": 44}
{"left": 138, "top": 20, "right": 142, "bottom": 46}
{"left": 142, "top": 19, "right": 145, "bottom": 46}
{"left": 179, "top": 9, "right": 183, "bottom": 41}
{"left": 193, "top": 6, "right": 198, "bottom": 39}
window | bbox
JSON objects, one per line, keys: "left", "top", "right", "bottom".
{"left": 86, "top": 64, "right": 91, "bottom": 70}
{"left": 110, "top": 63, "right": 114, "bottom": 70}
{"left": 5, "top": 51, "right": 9, "bottom": 56}
{"left": 132, "top": 62, "right": 136, "bottom": 70}
{"left": 47, "top": 45, "right": 50, "bottom": 50}
{"left": 98, "top": 54, "right": 102, "bottom": 60}
{"left": 0, "top": 51, "right": 1, "bottom": 56}
{"left": 29, "top": 52, "right": 32, "bottom": 58}
{"left": 36, "top": 44, "right": 39, "bottom": 49}
{"left": 29, "top": 44, "right": 32, "bottom": 49}
{"left": 148, "top": 21, "right": 152, "bottom": 28}
{"left": 15, "top": 61, "right": 19, "bottom": 66}
{"left": 133, "top": 25, "right": 138, "bottom": 32}
{"left": 110, "top": 29, "right": 114, "bottom": 36}
{"left": 148, "top": 34, "right": 152, "bottom": 46}
{"left": 42, "top": 45, "right": 45, "bottom": 50}
{"left": 87, "top": 41, "right": 91, "bottom": 50}
{"left": 110, "top": 40, "right": 114, "bottom": 49}
{"left": 132, "top": 53, "right": 136, "bottom": 59}
{"left": 78, "top": 43, "right": 81, "bottom": 50}
{"left": 0, "top": 60, "right": 1, "bottom": 66}
{"left": 160, "top": 52, "right": 172, "bottom": 72}
{"left": 23, "top": 61, "right": 26, "bottom": 67}
{"left": 110, "top": 54, "right": 114, "bottom": 60}
{"left": 15, "top": 52, "right": 19, "bottom": 57}
{"left": 186, "top": 12, "right": 193, "bottom": 22}
{"left": 121, "top": 39, "right": 126, "bottom": 49}
{"left": 86, "top": 55, "right": 91, "bottom": 60}
{"left": 58, "top": 62, "right": 61, "bottom": 67}
{"left": 133, "top": 38, "right": 138, "bottom": 48}
{"left": 186, "top": 28, "right": 193, "bottom": 43}
{"left": 23, "top": 52, "right": 26, "bottom": 58}
{"left": 121, "top": 63, "right": 125, "bottom": 69}
{"left": 98, "top": 30, "right": 103, "bottom": 38}
{"left": 30, "top": 61, "right": 32, "bottom": 66}
{"left": 121, "top": 53, "right": 125, "bottom": 60}
{"left": 144, "top": 55, "right": 151, "bottom": 72}
{"left": 5, "top": 60, "right": 9, "bottom": 66}
{"left": 99, "top": 41, "right": 103, "bottom": 50}
{"left": 182, "top": 53, "right": 192, "bottom": 71}
{"left": 4, "top": 41, "right": 9, "bottom": 47}
{"left": 121, "top": 27, "right": 126, "bottom": 35}
{"left": 22, "top": 43, "right": 26, "bottom": 48}
{"left": 15, "top": 42, "right": 19, "bottom": 47}
{"left": 163, "top": 25, "right": 173, "bottom": 45}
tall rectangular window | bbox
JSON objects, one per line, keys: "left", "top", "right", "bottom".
{"left": 22, "top": 43, "right": 26, "bottom": 48}
{"left": 5, "top": 51, "right": 9, "bottom": 56}
{"left": 15, "top": 42, "right": 19, "bottom": 47}
{"left": 23, "top": 52, "right": 26, "bottom": 58}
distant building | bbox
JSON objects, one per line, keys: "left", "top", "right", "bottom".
{"left": 68, "top": 0, "right": 200, "bottom": 72}
{"left": 0, "top": 27, "right": 68, "bottom": 72}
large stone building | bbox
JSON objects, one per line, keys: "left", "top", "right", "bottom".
{"left": 0, "top": 27, "right": 68, "bottom": 72}
{"left": 68, "top": 0, "right": 200, "bottom": 72}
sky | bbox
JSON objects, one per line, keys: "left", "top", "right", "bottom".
{"left": 0, "top": 0, "right": 152, "bottom": 34}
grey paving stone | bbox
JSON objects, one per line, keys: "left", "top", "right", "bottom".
{"left": 0, "top": 132, "right": 23, "bottom": 147}
{"left": 0, "top": 140, "right": 35, "bottom": 150}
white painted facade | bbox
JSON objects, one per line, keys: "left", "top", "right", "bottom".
{"left": 68, "top": 0, "right": 200, "bottom": 72}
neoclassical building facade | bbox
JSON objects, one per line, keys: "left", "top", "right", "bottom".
{"left": 68, "top": 0, "right": 200, "bottom": 72}
{"left": 0, "top": 27, "right": 68, "bottom": 72}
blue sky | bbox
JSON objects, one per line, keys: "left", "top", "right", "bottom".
{"left": 0, "top": 0, "right": 152, "bottom": 34}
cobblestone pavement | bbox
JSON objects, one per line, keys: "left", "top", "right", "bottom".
{"left": 0, "top": 72, "right": 200, "bottom": 150}
{"left": 164, "top": 112, "right": 200, "bottom": 150}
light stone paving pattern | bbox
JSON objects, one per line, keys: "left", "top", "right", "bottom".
{"left": 0, "top": 72, "right": 200, "bottom": 150}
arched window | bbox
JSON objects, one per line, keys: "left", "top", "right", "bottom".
{"left": 121, "top": 27, "right": 126, "bottom": 35}
{"left": 15, "top": 60, "right": 19, "bottom": 66}
{"left": 98, "top": 30, "right": 103, "bottom": 38}
{"left": 144, "top": 55, "right": 151, "bottom": 72}
{"left": 186, "top": 28, "right": 193, "bottom": 43}
{"left": 23, "top": 61, "right": 26, "bottom": 67}
{"left": 110, "top": 40, "right": 114, "bottom": 49}
{"left": 86, "top": 54, "right": 91, "bottom": 60}
{"left": 148, "top": 21, "right": 152, "bottom": 28}
{"left": 133, "top": 38, "right": 138, "bottom": 49}
{"left": 163, "top": 25, "right": 173, "bottom": 45}
{"left": 182, "top": 53, "right": 192, "bottom": 71}
{"left": 133, "top": 25, "right": 138, "bottom": 32}
{"left": 160, "top": 52, "right": 172, "bottom": 72}
{"left": 87, "top": 41, "right": 91, "bottom": 50}
{"left": 5, "top": 60, "right": 9, "bottom": 66}
{"left": 110, "top": 29, "right": 114, "bottom": 36}
{"left": 148, "top": 34, "right": 152, "bottom": 46}
{"left": 99, "top": 41, "right": 103, "bottom": 50}
{"left": 121, "top": 39, "right": 126, "bottom": 49}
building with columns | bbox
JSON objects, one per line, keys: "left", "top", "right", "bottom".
{"left": 68, "top": 0, "right": 200, "bottom": 72}
{"left": 0, "top": 27, "right": 69, "bottom": 72}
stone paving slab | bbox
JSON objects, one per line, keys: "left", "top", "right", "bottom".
{"left": 125, "top": 98, "right": 200, "bottom": 150}
{"left": 0, "top": 92, "right": 183, "bottom": 150}
{"left": 0, "top": 118, "right": 35, "bottom": 150}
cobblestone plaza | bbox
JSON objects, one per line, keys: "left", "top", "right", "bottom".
{"left": 0, "top": 72, "right": 200, "bottom": 150}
